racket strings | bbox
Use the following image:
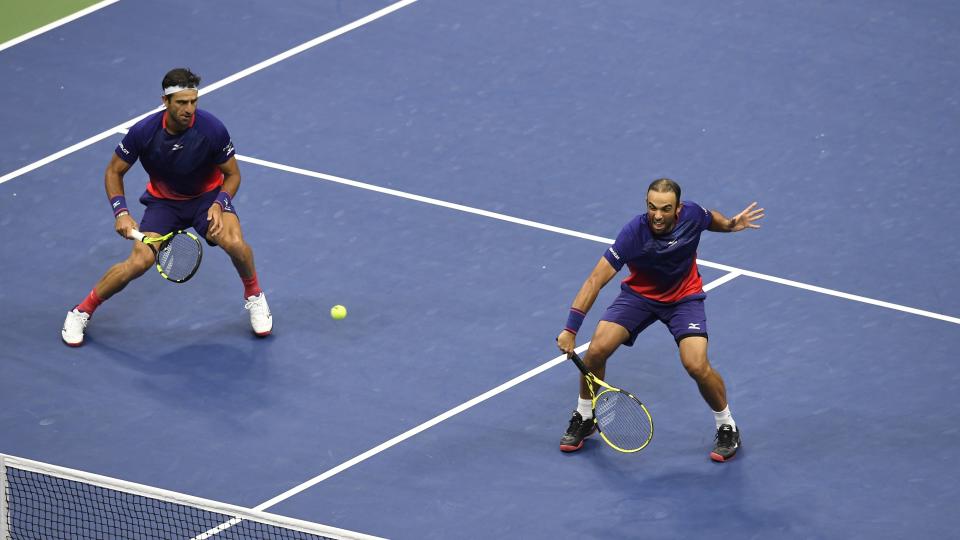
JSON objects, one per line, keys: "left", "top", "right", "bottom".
{"left": 157, "top": 233, "right": 201, "bottom": 281}
{"left": 594, "top": 390, "right": 652, "bottom": 451}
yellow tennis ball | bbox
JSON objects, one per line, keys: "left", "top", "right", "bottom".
{"left": 330, "top": 305, "right": 347, "bottom": 320}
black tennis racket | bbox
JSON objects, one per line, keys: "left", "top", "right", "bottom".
{"left": 129, "top": 229, "right": 203, "bottom": 283}
{"left": 569, "top": 351, "right": 654, "bottom": 453}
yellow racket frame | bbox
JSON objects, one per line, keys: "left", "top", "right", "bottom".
{"left": 570, "top": 352, "right": 654, "bottom": 453}
{"left": 129, "top": 229, "right": 202, "bottom": 283}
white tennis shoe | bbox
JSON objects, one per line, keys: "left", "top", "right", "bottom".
{"left": 61, "top": 308, "right": 90, "bottom": 347}
{"left": 245, "top": 293, "right": 272, "bottom": 336}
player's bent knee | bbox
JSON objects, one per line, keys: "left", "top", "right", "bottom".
{"left": 217, "top": 235, "right": 246, "bottom": 254}
{"left": 127, "top": 254, "right": 154, "bottom": 276}
{"left": 585, "top": 345, "right": 614, "bottom": 367}
{"left": 684, "top": 361, "right": 712, "bottom": 381}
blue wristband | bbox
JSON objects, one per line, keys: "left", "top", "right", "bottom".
{"left": 214, "top": 191, "right": 232, "bottom": 211}
{"left": 109, "top": 195, "right": 128, "bottom": 217}
{"left": 564, "top": 308, "right": 586, "bottom": 335}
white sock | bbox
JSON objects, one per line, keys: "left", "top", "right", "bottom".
{"left": 713, "top": 406, "right": 736, "bottom": 430}
{"left": 577, "top": 398, "right": 593, "bottom": 419}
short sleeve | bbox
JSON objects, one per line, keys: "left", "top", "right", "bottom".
{"left": 689, "top": 201, "right": 712, "bottom": 232}
{"left": 603, "top": 219, "right": 643, "bottom": 271}
{"left": 114, "top": 130, "right": 140, "bottom": 164}
{"left": 211, "top": 123, "right": 235, "bottom": 164}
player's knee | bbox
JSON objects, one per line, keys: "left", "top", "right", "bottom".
{"left": 211, "top": 224, "right": 241, "bottom": 248}
{"left": 127, "top": 252, "right": 154, "bottom": 275}
{"left": 683, "top": 360, "right": 712, "bottom": 382}
{"left": 217, "top": 233, "right": 246, "bottom": 254}
{"left": 584, "top": 345, "right": 614, "bottom": 368}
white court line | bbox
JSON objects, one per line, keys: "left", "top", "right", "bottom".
{"left": 0, "top": 127, "right": 129, "bottom": 186}
{"left": 701, "top": 269, "right": 742, "bottom": 290}
{"left": 239, "top": 155, "right": 960, "bottom": 326}
{"left": 251, "top": 271, "right": 740, "bottom": 511}
{"left": 0, "top": 0, "right": 121, "bottom": 53}
{"left": 702, "top": 272, "right": 740, "bottom": 293}
{"left": 0, "top": 0, "right": 420, "bottom": 186}
{"left": 197, "top": 0, "right": 419, "bottom": 97}
{"left": 239, "top": 155, "right": 613, "bottom": 243}
{"left": 0, "top": 454, "right": 383, "bottom": 540}
{"left": 693, "top": 259, "right": 960, "bottom": 325}
{"left": 3, "top": 0, "right": 952, "bottom": 328}
{"left": 252, "top": 344, "right": 589, "bottom": 511}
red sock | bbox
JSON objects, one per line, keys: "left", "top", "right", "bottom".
{"left": 77, "top": 288, "right": 103, "bottom": 314}
{"left": 242, "top": 274, "right": 262, "bottom": 299}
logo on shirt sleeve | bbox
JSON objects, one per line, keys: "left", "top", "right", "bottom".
{"left": 608, "top": 247, "right": 621, "bottom": 261}
{"left": 117, "top": 142, "right": 129, "bottom": 155}
{"left": 222, "top": 141, "right": 235, "bottom": 156}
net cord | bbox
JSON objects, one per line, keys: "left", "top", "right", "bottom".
{"left": 0, "top": 454, "right": 383, "bottom": 540}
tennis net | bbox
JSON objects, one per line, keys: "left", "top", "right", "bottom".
{"left": 1, "top": 454, "right": 384, "bottom": 540}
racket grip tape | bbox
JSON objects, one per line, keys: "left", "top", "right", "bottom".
{"left": 568, "top": 351, "right": 591, "bottom": 377}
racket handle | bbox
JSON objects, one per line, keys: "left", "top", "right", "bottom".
{"left": 128, "top": 229, "right": 145, "bottom": 242}
{"left": 568, "top": 351, "right": 591, "bottom": 376}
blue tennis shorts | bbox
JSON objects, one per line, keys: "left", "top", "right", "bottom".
{"left": 138, "top": 188, "right": 237, "bottom": 243}
{"left": 600, "top": 287, "right": 708, "bottom": 346}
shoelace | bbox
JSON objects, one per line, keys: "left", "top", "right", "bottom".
{"left": 73, "top": 311, "right": 90, "bottom": 329}
{"left": 244, "top": 296, "right": 267, "bottom": 313}
{"left": 715, "top": 427, "right": 735, "bottom": 448}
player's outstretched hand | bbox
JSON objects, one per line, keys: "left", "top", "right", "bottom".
{"left": 730, "top": 202, "right": 765, "bottom": 232}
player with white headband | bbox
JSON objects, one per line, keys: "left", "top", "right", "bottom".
{"left": 163, "top": 84, "right": 196, "bottom": 95}
{"left": 61, "top": 68, "right": 273, "bottom": 345}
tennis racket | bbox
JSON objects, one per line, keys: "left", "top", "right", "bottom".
{"left": 129, "top": 229, "right": 203, "bottom": 283}
{"left": 569, "top": 351, "right": 654, "bottom": 453}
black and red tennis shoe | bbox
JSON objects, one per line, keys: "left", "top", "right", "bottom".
{"left": 710, "top": 424, "right": 741, "bottom": 462}
{"left": 559, "top": 411, "right": 596, "bottom": 452}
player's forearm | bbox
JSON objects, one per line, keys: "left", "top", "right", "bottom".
{"left": 563, "top": 259, "right": 616, "bottom": 337}
{"left": 563, "top": 275, "right": 606, "bottom": 337}
{"left": 708, "top": 210, "right": 735, "bottom": 232}
{"left": 220, "top": 173, "right": 241, "bottom": 197}
{"left": 104, "top": 168, "right": 125, "bottom": 198}
{"left": 571, "top": 258, "right": 618, "bottom": 313}
{"left": 571, "top": 277, "right": 604, "bottom": 314}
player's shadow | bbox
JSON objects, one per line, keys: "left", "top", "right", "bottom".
{"left": 91, "top": 340, "right": 273, "bottom": 423}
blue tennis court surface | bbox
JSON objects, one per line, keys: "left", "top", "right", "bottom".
{"left": 2, "top": 1, "right": 959, "bottom": 538}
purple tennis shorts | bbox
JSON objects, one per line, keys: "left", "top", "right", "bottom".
{"left": 138, "top": 188, "right": 237, "bottom": 243}
{"left": 601, "top": 287, "right": 708, "bottom": 346}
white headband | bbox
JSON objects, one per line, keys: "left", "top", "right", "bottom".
{"left": 163, "top": 85, "right": 198, "bottom": 96}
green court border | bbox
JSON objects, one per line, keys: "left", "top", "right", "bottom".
{"left": 0, "top": 0, "right": 106, "bottom": 44}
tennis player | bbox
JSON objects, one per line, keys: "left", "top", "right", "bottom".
{"left": 62, "top": 68, "right": 272, "bottom": 346}
{"left": 556, "top": 178, "right": 763, "bottom": 461}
